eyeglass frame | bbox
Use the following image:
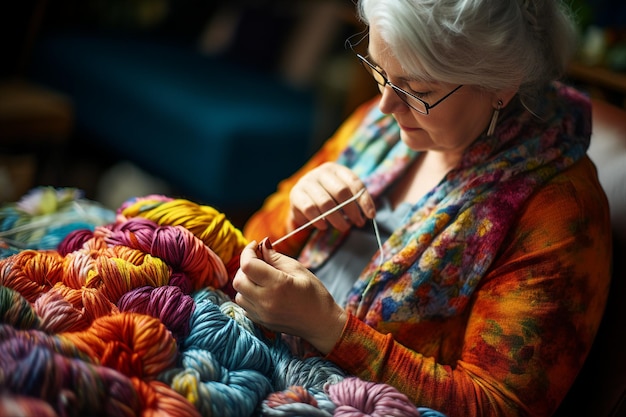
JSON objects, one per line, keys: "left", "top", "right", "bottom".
{"left": 356, "top": 53, "right": 463, "bottom": 115}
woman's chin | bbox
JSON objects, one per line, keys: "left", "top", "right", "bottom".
{"left": 400, "top": 129, "right": 431, "bottom": 151}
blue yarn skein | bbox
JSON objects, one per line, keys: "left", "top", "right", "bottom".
{"left": 165, "top": 348, "right": 273, "bottom": 417}
{"left": 184, "top": 298, "right": 273, "bottom": 374}
{"left": 268, "top": 339, "right": 345, "bottom": 392}
{"left": 170, "top": 298, "right": 274, "bottom": 416}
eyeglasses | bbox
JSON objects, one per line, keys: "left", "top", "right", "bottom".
{"left": 357, "top": 54, "right": 463, "bottom": 115}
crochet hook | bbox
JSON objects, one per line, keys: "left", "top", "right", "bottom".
{"left": 270, "top": 188, "right": 367, "bottom": 248}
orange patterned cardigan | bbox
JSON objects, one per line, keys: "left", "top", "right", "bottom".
{"left": 243, "top": 98, "right": 612, "bottom": 417}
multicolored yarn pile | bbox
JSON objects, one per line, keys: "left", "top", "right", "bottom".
{"left": 0, "top": 187, "right": 115, "bottom": 256}
{"left": 0, "top": 187, "right": 447, "bottom": 417}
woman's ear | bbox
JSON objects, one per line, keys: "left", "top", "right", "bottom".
{"left": 497, "top": 88, "right": 519, "bottom": 108}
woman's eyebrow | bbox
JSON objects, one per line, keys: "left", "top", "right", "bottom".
{"left": 366, "top": 52, "right": 422, "bottom": 84}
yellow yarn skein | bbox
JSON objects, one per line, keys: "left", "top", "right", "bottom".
{"left": 119, "top": 198, "right": 249, "bottom": 266}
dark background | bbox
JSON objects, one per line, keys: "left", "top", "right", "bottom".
{"left": 0, "top": 0, "right": 378, "bottom": 226}
{"left": 1, "top": 0, "right": 624, "bottom": 226}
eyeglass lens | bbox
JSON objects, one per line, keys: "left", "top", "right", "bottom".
{"left": 359, "top": 56, "right": 428, "bottom": 114}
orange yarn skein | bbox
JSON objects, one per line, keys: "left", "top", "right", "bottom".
{"left": 92, "top": 251, "right": 171, "bottom": 303}
{"left": 0, "top": 250, "right": 65, "bottom": 303}
{"left": 50, "top": 283, "right": 119, "bottom": 324}
{"left": 64, "top": 312, "right": 178, "bottom": 380}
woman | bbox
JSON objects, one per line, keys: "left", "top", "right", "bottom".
{"left": 233, "top": 0, "right": 612, "bottom": 415}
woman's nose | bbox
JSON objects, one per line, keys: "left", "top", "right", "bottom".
{"left": 378, "top": 84, "right": 408, "bottom": 115}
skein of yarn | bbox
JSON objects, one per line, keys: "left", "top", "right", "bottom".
{"left": 101, "top": 218, "right": 229, "bottom": 291}
{"left": 261, "top": 386, "right": 335, "bottom": 417}
{"left": 328, "top": 377, "right": 422, "bottom": 417}
{"left": 117, "top": 196, "right": 248, "bottom": 278}
{"left": 117, "top": 285, "right": 196, "bottom": 342}
{"left": 0, "top": 249, "right": 65, "bottom": 303}
{"left": 33, "top": 289, "right": 91, "bottom": 333}
{"left": 63, "top": 312, "right": 178, "bottom": 379}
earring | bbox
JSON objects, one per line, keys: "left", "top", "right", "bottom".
{"left": 487, "top": 99, "right": 504, "bottom": 137}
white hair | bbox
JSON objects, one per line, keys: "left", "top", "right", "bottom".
{"left": 357, "top": 0, "right": 578, "bottom": 98}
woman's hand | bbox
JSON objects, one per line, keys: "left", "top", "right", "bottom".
{"left": 288, "top": 162, "right": 376, "bottom": 233}
{"left": 233, "top": 239, "right": 347, "bottom": 355}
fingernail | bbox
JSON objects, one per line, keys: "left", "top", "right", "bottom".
{"left": 264, "top": 238, "right": 273, "bottom": 250}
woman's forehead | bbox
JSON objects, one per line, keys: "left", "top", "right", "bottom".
{"left": 367, "top": 35, "right": 436, "bottom": 85}
{"left": 367, "top": 26, "right": 436, "bottom": 84}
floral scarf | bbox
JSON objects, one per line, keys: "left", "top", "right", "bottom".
{"left": 298, "top": 82, "right": 591, "bottom": 328}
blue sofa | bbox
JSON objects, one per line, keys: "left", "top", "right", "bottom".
{"left": 28, "top": 30, "right": 317, "bottom": 213}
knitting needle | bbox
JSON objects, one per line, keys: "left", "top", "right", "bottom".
{"left": 272, "top": 188, "right": 366, "bottom": 247}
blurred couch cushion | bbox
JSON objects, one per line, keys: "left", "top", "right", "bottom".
{"left": 28, "top": 31, "right": 316, "bottom": 211}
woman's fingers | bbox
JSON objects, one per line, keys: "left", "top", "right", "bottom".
{"left": 289, "top": 163, "right": 376, "bottom": 232}
{"left": 233, "top": 239, "right": 347, "bottom": 353}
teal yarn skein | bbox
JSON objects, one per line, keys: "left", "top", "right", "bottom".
{"left": 168, "top": 298, "right": 274, "bottom": 416}
{"left": 184, "top": 296, "right": 273, "bottom": 374}
{"left": 268, "top": 338, "right": 345, "bottom": 392}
